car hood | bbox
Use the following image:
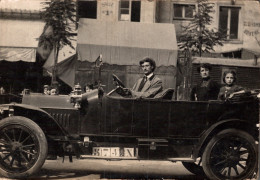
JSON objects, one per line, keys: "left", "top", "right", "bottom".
{"left": 22, "top": 93, "right": 75, "bottom": 109}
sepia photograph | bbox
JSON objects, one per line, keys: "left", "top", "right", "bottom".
{"left": 0, "top": 0, "right": 260, "bottom": 179}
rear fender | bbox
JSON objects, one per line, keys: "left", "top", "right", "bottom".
{"left": 0, "top": 103, "right": 68, "bottom": 139}
{"left": 192, "top": 119, "right": 257, "bottom": 159}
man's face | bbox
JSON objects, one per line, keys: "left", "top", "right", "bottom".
{"left": 200, "top": 67, "right": 210, "bottom": 79}
{"left": 141, "top": 62, "right": 153, "bottom": 76}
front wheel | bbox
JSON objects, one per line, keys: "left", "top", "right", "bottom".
{"left": 202, "top": 129, "right": 257, "bottom": 180}
{"left": 0, "top": 116, "right": 48, "bottom": 179}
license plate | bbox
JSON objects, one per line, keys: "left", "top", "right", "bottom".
{"left": 92, "top": 147, "right": 135, "bottom": 157}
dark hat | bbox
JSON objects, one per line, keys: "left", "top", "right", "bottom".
{"left": 197, "top": 63, "right": 212, "bottom": 73}
{"left": 139, "top": 57, "right": 156, "bottom": 71}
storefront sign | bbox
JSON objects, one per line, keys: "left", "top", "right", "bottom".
{"left": 101, "top": 1, "right": 114, "bottom": 15}
{"left": 244, "top": 21, "right": 260, "bottom": 27}
{"left": 244, "top": 29, "right": 259, "bottom": 36}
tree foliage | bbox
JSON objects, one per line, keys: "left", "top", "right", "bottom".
{"left": 38, "top": 0, "right": 77, "bottom": 84}
{"left": 39, "top": 0, "right": 77, "bottom": 51}
{"left": 178, "top": 0, "right": 226, "bottom": 56}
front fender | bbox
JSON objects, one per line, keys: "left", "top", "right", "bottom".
{"left": 0, "top": 103, "right": 68, "bottom": 139}
{"left": 192, "top": 119, "right": 257, "bottom": 159}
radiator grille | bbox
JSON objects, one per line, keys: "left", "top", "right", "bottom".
{"left": 50, "top": 113, "right": 71, "bottom": 128}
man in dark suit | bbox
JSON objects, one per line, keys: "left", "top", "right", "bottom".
{"left": 130, "top": 57, "right": 163, "bottom": 98}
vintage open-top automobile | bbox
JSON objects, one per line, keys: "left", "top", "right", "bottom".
{"left": 0, "top": 75, "right": 259, "bottom": 180}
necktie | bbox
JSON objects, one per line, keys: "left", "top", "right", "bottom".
{"left": 138, "top": 76, "right": 147, "bottom": 92}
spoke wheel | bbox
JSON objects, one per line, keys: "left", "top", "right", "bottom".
{"left": 182, "top": 157, "right": 205, "bottom": 176}
{"left": 202, "top": 129, "right": 257, "bottom": 180}
{"left": 0, "top": 116, "right": 47, "bottom": 179}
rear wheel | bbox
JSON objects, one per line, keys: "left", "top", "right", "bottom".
{"left": 0, "top": 116, "right": 48, "bottom": 179}
{"left": 202, "top": 129, "right": 257, "bottom": 180}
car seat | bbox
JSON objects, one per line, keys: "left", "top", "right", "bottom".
{"left": 154, "top": 88, "right": 174, "bottom": 100}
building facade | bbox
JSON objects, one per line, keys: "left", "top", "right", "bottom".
{"left": 0, "top": 0, "right": 46, "bottom": 93}
{"left": 157, "top": 0, "right": 260, "bottom": 60}
{"left": 0, "top": 0, "right": 44, "bottom": 62}
{"left": 77, "top": 0, "right": 260, "bottom": 58}
{"left": 77, "top": 0, "right": 157, "bottom": 23}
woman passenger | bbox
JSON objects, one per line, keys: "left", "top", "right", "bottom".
{"left": 190, "top": 63, "right": 220, "bottom": 101}
{"left": 218, "top": 70, "right": 244, "bottom": 100}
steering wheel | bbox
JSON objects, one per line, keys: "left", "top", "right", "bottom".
{"left": 112, "top": 74, "right": 125, "bottom": 88}
{"left": 112, "top": 74, "right": 131, "bottom": 97}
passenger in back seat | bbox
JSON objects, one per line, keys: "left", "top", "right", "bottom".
{"left": 190, "top": 63, "right": 220, "bottom": 101}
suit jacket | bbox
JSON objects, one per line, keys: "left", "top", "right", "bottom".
{"left": 131, "top": 75, "right": 163, "bottom": 98}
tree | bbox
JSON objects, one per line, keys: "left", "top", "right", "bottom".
{"left": 178, "top": 0, "right": 226, "bottom": 57}
{"left": 177, "top": 0, "right": 227, "bottom": 100}
{"left": 38, "top": 0, "right": 77, "bottom": 85}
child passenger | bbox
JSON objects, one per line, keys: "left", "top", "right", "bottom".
{"left": 218, "top": 70, "right": 244, "bottom": 100}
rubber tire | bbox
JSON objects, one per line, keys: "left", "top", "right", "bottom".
{"left": 0, "top": 116, "right": 48, "bottom": 179}
{"left": 182, "top": 161, "right": 205, "bottom": 176}
{"left": 202, "top": 129, "right": 257, "bottom": 180}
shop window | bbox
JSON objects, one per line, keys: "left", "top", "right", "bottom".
{"left": 119, "top": 0, "right": 140, "bottom": 22}
{"left": 78, "top": 0, "right": 97, "bottom": 19}
{"left": 173, "top": 4, "right": 195, "bottom": 20}
{"left": 219, "top": 6, "right": 240, "bottom": 40}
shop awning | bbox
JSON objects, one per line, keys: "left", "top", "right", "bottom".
{"left": 242, "top": 48, "right": 260, "bottom": 56}
{"left": 0, "top": 47, "right": 36, "bottom": 62}
{"left": 212, "top": 44, "right": 243, "bottom": 54}
{"left": 43, "top": 42, "right": 76, "bottom": 69}
{"left": 43, "top": 42, "right": 77, "bottom": 88}
{"left": 0, "top": 19, "right": 45, "bottom": 62}
{"left": 77, "top": 19, "right": 178, "bottom": 67}
{"left": 193, "top": 57, "right": 260, "bottom": 68}
{"left": 212, "top": 45, "right": 260, "bottom": 57}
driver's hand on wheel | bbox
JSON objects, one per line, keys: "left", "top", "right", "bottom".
{"left": 123, "top": 88, "right": 132, "bottom": 96}
{"left": 113, "top": 81, "right": 119, "bottom": 86}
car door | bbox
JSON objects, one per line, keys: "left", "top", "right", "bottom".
{"left": 131, "top": 99, "right": 170, "bottom": 138}
{"left": 101, "top": 96, "right": 133, "bottom": 135}
{"left": 147, "top": 99, "right": 171, "bottom": 138}
{"left": 168, "top": 101, "right": 209, "bottom": 138}
{"left": 131, "top": 99, "right": 149, "bottom": 137}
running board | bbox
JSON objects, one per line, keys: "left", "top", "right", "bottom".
{"left": 168, "top": 157, "right": 194, "bottom": 162}
{"left": 80, "top": 156, "right": 194, "bottom": 161}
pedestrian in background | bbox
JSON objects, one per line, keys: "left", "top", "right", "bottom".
{"left": 0, "top": 87, "right": 5, "bottom": 94}
{"left": 85, "top": 83, "right": 94, "bottom": 93}
{"left": 43, "top": 85, "right": 50, "bottom": 95}
{"left": 0, "top": 76, "right": 6, "bottom": 94}
{"left": 50, "top": 81, "right": 59, "bottom": 95}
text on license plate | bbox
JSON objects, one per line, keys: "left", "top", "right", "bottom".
{"left": 92, "top": 147, "right": 136, "bottom": 157}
